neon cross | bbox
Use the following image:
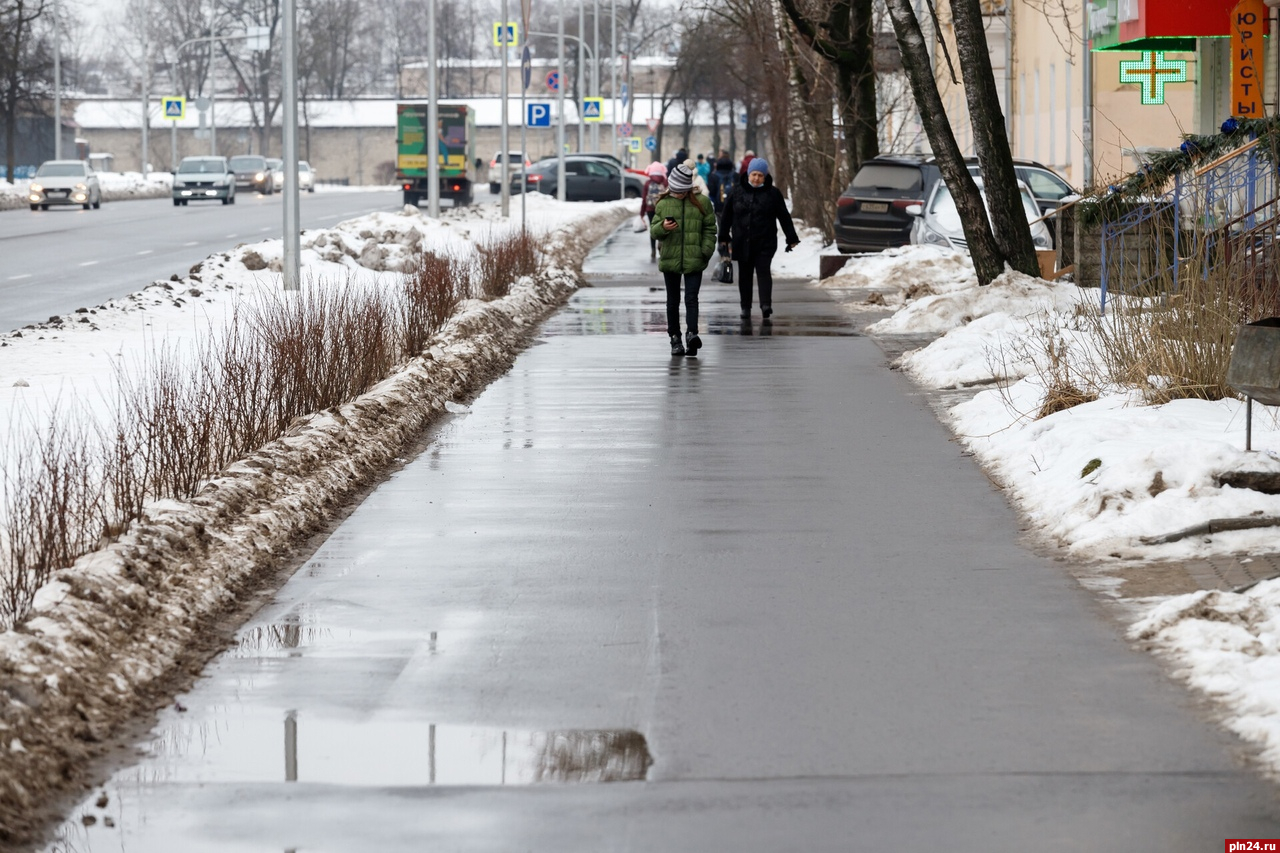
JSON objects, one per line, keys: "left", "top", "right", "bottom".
{"left": 1118, "top": 51, "right": 1188, "bottom": 106}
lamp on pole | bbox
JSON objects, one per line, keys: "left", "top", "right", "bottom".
{"left": 500, "top": 0, "right": 510, "bottom": 217}
{"left": 53, "top": 0, "right": 61, "bottom": 159}
{"left": 577, "top": 0, "right": 584, "bottom": 152}
{"left": 592, "top": 0, "right": 600, "bottom": 152}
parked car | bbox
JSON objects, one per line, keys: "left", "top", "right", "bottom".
{"left": 171, "top": 156, "right": 236, "bottom": 206}
{"left": 488, "top": 151, "right": 530, "bottom": 193}
{"left": 510, "top": 155, "right": 643, "bottom": 201}
{"left": 958, "top": 157, "right": 1076, "bottom": 241}
{"left": 28, "top": 160, "right": 102, "bottom": 211}
{"left": 834, "top": 156, "right": 942, "bottom": 253}
{"left": 229, "top": 155, "right": 273, "bottom": 194}
{"left": 909, "top": 177, "right": 1052, "bottom": 252}
{"left": 266, "top": 158, "right": 285, "bottom": 192}
{"left": 299, "top": 160, "right": 316, "bottom": 192}
{"left": 575, "top": 151, "right": 648, "bottom": 177}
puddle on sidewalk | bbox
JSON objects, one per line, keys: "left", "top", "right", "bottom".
{"left": 46, "top": 718, "right": 651, "bottom": 850}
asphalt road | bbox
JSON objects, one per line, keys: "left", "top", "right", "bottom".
{"left": 43, "top": 223, "right": 1280, "bottom": 851}
{"left": 0, "top": 188, "right": 402, "bottom": 333}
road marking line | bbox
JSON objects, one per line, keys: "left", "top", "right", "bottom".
{"left": 79, "top": 260, "right": 99, "bottom": 267}
{"left": 136, "top": 250, "right": 154, "bottom": 255}
{"left": 259, "top": 226, "right": 270, "bottom": 232}
{"left": 183, "top": 241, "right": 199, "bottom": 246}
{"left": 226, "top": 234, "right": 238, "bottom": 238}
{"left": 8, "top": 274, "right": 32, "bottom": 280}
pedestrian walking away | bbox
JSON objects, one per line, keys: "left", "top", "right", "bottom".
{"left": 695, "top": 153, "right": 711, "bottom": 181}
{"left": 665, "top": 147, "right": 689, "bottom": 175}
{"left": 707, "top": 156, "right": 736, "bottom": 218}
{"left": 738, "top": 149, "right": 756, "bottom": 177}
{"left": 650, "top": 159, "right": 718, "bottom": 357}
{"left": 718, "top": 157, "right": 800, "bottom": 321}
{"left": 640, "top": 162, "right": 668, "bottom": 259}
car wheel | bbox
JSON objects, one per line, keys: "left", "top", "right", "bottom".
{"left": 489, "top": 182, "right": 499, "bottom": 194}
{"left": 624, "top": 187, "right": 640, "bottom": 199}
{"left": 82, "top": 201, "right": 91, "bottom": 210}
{"left": 92, "top": 198, "right": 101, "bottom": 209}
{"left": 174, "top": 199, "right": 181, "bottom": 207}
{"left": 221, "top": 197, "right": 230, "bottom": 205}
{"left": 29, "top": 204, "right": 37, "bottom": 211}
{"left": 182, "top": 200, "right": 189, "bottom": 206}
{"left": 41, "top": 204, "right": 48, "bottom": 211}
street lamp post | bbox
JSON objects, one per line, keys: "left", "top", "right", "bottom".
{"left": 53, "top": 0, "right": 60, "bottom": 159}
{"left": 428, "top": 0, "right": 440, "bottom": 217}
{"left": 557, "top": 0, "right": 566, "bottom": 201}
{"left": 281, "top": 0, "right": 300, "bottom": 291}
{"left": 501, "top": 0, "right": 510, "bottom": 217}
{"left": 577, "top": 0, "right": 584, "bottom": 152}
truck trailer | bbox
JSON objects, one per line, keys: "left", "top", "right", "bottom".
{"left": 396, "top": 103, "right": 476, "bottom": 207}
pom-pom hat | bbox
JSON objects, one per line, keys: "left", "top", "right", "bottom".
{"left": 668, "top": 159, "right": 696, "bottom": 192}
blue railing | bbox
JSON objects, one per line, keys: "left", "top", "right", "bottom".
{"left": 1099, "top": 140, "right": 1277, "bottom": 311}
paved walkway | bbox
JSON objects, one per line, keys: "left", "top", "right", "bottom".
{"left": 48, "top": 224, "right": 1280, "bottom": 852}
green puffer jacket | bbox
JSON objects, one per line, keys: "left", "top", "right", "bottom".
{"left": 650, "top": 192, "right": 719, "bottom": 274}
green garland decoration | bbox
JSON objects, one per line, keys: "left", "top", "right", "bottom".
{"left": 1077, "top": 115, "right": 1280, "bottom": 228}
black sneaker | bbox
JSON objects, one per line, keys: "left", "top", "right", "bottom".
{"left": 685, "top": 331, "right": 702, "bottom": 357}
{"left": 761, "top": 305, "right": 772, "bottom": 319}
{"left": 670, "top": 334, "right": 686, "bottom": 356}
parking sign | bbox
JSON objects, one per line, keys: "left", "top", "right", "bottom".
{"left": 527, "top": 102, "right": 552, "bottom": 127}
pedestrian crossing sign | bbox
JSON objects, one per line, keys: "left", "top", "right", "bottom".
{"left": 628, "top": 136, "right": 642, "bottom": 153}
{"left": 492, "top": 21, "right": 519, "bottom": 46}
{"left": 162, "top": 97, "right": 185, "bottom": 120}
{"left": 582, "top": 98, "right": 603, "bottom": 122}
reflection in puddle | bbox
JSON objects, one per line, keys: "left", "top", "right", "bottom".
{"left": 46, "top": 718, "right": 650, "bottom": 850}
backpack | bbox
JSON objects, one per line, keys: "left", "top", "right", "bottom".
{"left": 714, "top": 170, "right": 734, "bottom": 205}
{"left": 644, "top": 178, "right": 664, "bottom": 212}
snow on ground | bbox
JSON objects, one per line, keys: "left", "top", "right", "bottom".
{"left": 0, "top": 193, "right": 636, "bottom": 840}
{"left": 0, "top": 171, "right": 171, "bottom": 209}
{"left": 833, "top": 243, "right": 1280, "bottom": 777}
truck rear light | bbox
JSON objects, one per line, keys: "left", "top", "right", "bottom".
{"left": 452, "top": 184, "right": 461, "bottom": 191}
{"left": 402, "top": 183, "right": 411, "bottom": 190}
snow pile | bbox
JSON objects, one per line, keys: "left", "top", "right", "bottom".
{"left": 1131, "top": 581, "right": 1280, "bottom": 773}
{"left": 0, "top": 196, "right": 635, "bottom": 844}
{"left": 97, "top": 170, "right": 172, "bottom": 201}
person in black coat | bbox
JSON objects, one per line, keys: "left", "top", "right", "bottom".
{"left": 706, "top": 156, "right": 736, "bottom": 216}
{"left": 717, "top": 158, "right": 800, "bottom": 319}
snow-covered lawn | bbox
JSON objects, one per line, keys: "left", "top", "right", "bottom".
{"left": 817, "top": 242, "right": 1280, "bottom": 777}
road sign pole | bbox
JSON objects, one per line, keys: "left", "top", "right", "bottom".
{"left": 171, "top": 121, "right": 177, "bottom": 172}
{"left": 501, "top": 0, "right": 510, "bottom": 217}
{"left": 612, "top": 0, "right": 620, "bottom": 197}
{"left": 577, "top": 0, "right": 584, "bottom": 153}
{"left": 557, "top": 0, "right": 566, "bottom": 202}
{"left": 592, "top": 0, "right": 599, "bottom": 152}
{"left": 282, "top": 0, "right": 300, "bottom": 292}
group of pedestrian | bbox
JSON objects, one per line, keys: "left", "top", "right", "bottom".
{"left": 646, "top": 149, "right": 800, "bottom": 357}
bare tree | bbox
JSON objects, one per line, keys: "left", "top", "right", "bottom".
{"left": 218, "top": 0, "right": 283, "bottom": 155}
{"left": 0, "top": 0, "right": 52, "bottom": 177}
{"left": 883, "top": 0, "right": 1006, "bottom": 282}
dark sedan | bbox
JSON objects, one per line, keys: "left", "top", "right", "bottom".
{"left": 511, "top": 156, "right": 643, "bottom": 201}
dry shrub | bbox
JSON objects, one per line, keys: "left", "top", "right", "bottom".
{"left": 1089, "top": 241, "right": 1280, "bottom": 404}
{"left": 474, "top": 229, "right": 540, "bottom": 301}
{"left": 0, "top": 241, "right": 505, "bottom": 628}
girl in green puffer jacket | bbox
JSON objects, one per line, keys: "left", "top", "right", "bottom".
{"left": 649, "top": 159, "right": 719, "bottom": 357}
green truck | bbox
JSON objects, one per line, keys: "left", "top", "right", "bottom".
{"left": 396, "top": 102, "right": 476, "bottom": 207}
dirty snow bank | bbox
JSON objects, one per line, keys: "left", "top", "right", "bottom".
{"left": 0, "top": 198, "right": 634, "bottom": 844}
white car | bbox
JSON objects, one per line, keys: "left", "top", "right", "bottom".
{"left": 266, "top": 158, "right": 285, "bottom": 192}
{"left": 298, "top": 160, "right": 316, "bottom": 192}
{"left": 28, "top": 160, "right": 102, "bottom": 211}
{"left": 488, "top": 151, "right": 530, "bottom": 193}
{"left": 910, "top": 177, "right": 1052, "bottom": 252}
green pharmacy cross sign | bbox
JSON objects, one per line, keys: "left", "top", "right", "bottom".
{"left": 1118, "top": 51, "right": 1188, "bottom": 106}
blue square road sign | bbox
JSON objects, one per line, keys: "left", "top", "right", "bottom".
{"left": 527, "top": 102, "right": 552, "bottom": 127}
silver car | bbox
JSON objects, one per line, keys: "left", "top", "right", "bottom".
{"left": 172, "top": 156, "right": 236, "bottom": 206}
{"left": 28, "top": 160, "right": 101, "bottom": 211}
{"left": 266, "top": 158, "right": 285, "bottom": 192}
{"left": 909, "top": 178, "right": 1052, "bottom": 252}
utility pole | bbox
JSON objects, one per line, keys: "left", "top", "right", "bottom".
{"left": 577, "top": 0, "right": 585, "bottom": 152}
{"left": 501, "top": 0, "right": 511, "bottom": 216}
{"left": 1082, "top": 0, "right": 1094, "bottom": 187}
{"left": 141, "top": 23, "right": 151, "bottom": 175}
{"left": 282, "top": 0, "right": 300, "bottom": 290}
{"left": 53, "top": 0, "right": 61, "bottom": 158}
{"left": 428, "top": 0, "right": 440, "bottom": 216}
{"left": 557, "top": 0, "right": 566, "bottom": 201}
{"left": 592, "top": 0, "right": 600, "bottom": 152}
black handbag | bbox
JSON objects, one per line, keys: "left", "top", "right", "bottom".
{"left": 713, "top": 258, "right": 733, "bottom": 284}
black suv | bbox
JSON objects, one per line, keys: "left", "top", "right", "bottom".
{"left": 835, "top": 157, "right": 942, "bottom": 253}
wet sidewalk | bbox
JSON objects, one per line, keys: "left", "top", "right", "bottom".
{"left": 49, "top": 223, "right": 1280, "bottom": 852}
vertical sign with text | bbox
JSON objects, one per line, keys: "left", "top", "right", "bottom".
{"left": 1232, "top": 0, "right": 1267, "bottom": 118}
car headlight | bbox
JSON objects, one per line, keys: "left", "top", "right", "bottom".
{"left": 919, "top": 224, "right": 951, "bottom": 247}
{"left": 30, "top": 183, "right": 42, "bottom": 192}
{"left": 1033, "top": 234, "right": 1050, "bottom": 248}
{"left": 255, "top": 172, "right": 264, "bottom": 181}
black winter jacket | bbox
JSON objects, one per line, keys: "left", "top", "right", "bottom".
{"left": 717, "top": 173, "right": 800, "bottom": 258}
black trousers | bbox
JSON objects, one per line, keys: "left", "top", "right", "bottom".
{"left": 663, "top": 270, "right": 702, "bottom": 336}
{"left": 737, "top": 241, "right": 776, "bottom": 312}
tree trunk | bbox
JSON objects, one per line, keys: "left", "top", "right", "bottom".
{"left": 884, "top": 0, "right": 1004, "bottom": 284}
{"left": 949, "top": 0, "right": 1038, "bottom": 277}
{"left": 847, "top": 0, "right": 878, "bottom": 169}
